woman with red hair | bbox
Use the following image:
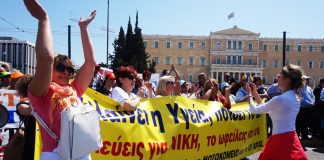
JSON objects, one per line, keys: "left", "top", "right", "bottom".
{"left": 111, "top": 66, "right": 144, "bottom": 111}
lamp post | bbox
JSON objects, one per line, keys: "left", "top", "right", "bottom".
{"left": 106, "top": 0, "right": 110, "bottom": 66}
{"left": 282, "top": 31, "right": 286, "bottom": 67}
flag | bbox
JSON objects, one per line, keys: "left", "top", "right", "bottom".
{"left": 228, "top": 12, "right": 234, "bottom": 20}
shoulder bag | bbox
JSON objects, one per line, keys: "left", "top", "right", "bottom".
{"left": 32, "top": 104, "right": 102, "bottom": 160}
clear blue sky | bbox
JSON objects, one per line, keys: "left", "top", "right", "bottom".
{"left": 1, "top": 0, "right": 323, "bottom": 66}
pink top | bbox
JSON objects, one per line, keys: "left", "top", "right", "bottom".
{"left": 28, "top": 80, "right": 83, "bottom": 152}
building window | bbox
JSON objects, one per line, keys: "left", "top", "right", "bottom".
{"left": 274, "top": 44, "right": 279, "bottom": 52}
{"left": 153, "top": 57, "right": 159, "bottom": 64}
{"left": 296, "top": 60, "right": 302, "bottom": 66}
{"left": 238, "top": 41, "right": 242, "bottom": 50}
{"left": 263, "top": 44, "right": 267, "bottom": 51}
{"left": 285, "top": 45, "right": 290, "bottom": 52}
{"left": 274, "top": 60, "right": 279, "bottom": 68}
{"left": 177, "top": 57, "right": 182, "bottom": 65}
{"left": 248, "top": 59, "right": 253, "bottom": 65}
{"left": 262, "top": 77, "right": 266, "bottom": 84}
{"left": 320, "top": 61, "right": 324, "bottom": 69}
{"left": 178, "top": 42, "right": 183, "bottom": 48}
{"left": 189, "top": 42, "right": 194, "bottom": 49}
{"left": 309, "top": 45, "right": 313, "bottom": 52}
{"left": 201, "top": 42, "right": 206, "bottom": 49}
{"left": 144, "top": 41, "right": 147, "bottom": 48}
{"left": 248, "top": 44, "right": 253, "bottom": 50}
{"left": 189, "top": 57, "right": 194, "bottom": 65}
{"left": 188, "top": 75, "right": 193, "bottom": 82}
{"left": 216, "top": 42, "right": 221, "bottom": 49}
{"left": 200, "top": 57, "right": 206, "bottom": 66}
{"left": 228, "top": 40, "right": 232, "bottom": 49}
{"left": 216, "top": 58, "right": 221, "bottom": 64}
{"left": 154, "top": 41, "right": 159, "bottom": 48}
{"left": 308, "top": 61, "right": 313, "bottom": 69}
{"left": 321, "top": 46, "right": 324, "bottom": 52}
{"left": 165, "top": 56, "right": 171, "bottom": 65}
{"left": 166, "top": 41, "right": 171, "bottom": 48}
{"left": 232, "top": 56, "right": 237, "bottom": 64}
{"left": 285, "top": 60, "right": 290, "bottom": 66}
{"left": 262, "top": 60, "right": 267, "bottom": 67}
{"left": 238, "top": 56, "right": 242, "bottom": 65}
{"left": 227, "top": 56, "right": 231, "bottom": 64}
{"left": 233, "top": 41, "right": 237, "bottom": 50}
{"left": 297, "top": 44, "right": 302, "bottom": 52}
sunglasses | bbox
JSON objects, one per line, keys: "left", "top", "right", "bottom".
{"left": 126, "top": 74, "right": 135, "bottom": 81}
{"left": 55, "top": 63, "right": 75, "bottom": 74}
{"left": 166, "top": 81, "right": 175, "bottom": 85}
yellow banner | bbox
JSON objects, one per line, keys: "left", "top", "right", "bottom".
{"left": 35, "top": 88, "right": 267, "bottom": 160}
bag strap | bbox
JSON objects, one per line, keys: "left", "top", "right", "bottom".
{"left": 30, "top": 105, "right": 59, "bottom": 141}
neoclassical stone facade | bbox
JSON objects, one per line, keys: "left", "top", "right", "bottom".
{"left": 143, "top": 26, "right": 324, "bottom": 86}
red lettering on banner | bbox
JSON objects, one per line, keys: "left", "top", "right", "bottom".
{"left": 148, "top": 142, "right": 168, "bottom": 160}
{"left": 95, "top": 140, "right": 144, "bottom": 160}
{"left": 171, "top": 134, "right": 200, "bottom": 151}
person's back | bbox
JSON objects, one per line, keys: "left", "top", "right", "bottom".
{"left": 267, "top": 91, "right": 300, "bottom": 134}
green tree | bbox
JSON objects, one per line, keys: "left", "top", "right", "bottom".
{"left": 111, "top": 27, "right": 126, "bottom": 70}
{"left": 133, "top": 11, "right": 153, "bottom": 73}
{"left": 110, "top": 12, "right": 156, "bottom": 73}
{"left": 125, "top": 17, "right": 135, "bottom": 66}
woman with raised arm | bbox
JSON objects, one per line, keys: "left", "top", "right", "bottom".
{"left": 24, "top": 0, "right": 97, "bottom": 159}
{"left": 246, "top": 64, "right": 308, "bottom": 160}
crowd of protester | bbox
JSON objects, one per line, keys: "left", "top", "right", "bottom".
{"left": 91, "top": 64, "right": 324, "bottom": 147}
{"left": 0, "top": 1, "right": 322, "bottom": 159}
{"left": 0, "top": 59, "right": 323, "bottom": 158}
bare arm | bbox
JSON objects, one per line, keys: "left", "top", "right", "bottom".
{"left": 74, "top": 11, "right": 97, "bottom": 93}
{"left": 24, "top": 0, "right": 54, "bottom": 97}
{"left": 223, "top": 87, "right": 232, "bottom": 108}
{"left": 17, "top": 103, "right": 32, "bottom": 116}
{"left": 201, "top": 89, "right": 212, "bottom": 100}
{"left": 247, "top": 83, "right": 263, "bottom": 105}
{"left": 122, "top": 97, "right": 142, "bottom": 111}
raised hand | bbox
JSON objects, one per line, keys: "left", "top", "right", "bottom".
{"left": 79, "top": 10, "right": 96, "bottom": 28}
{"left": 23, "top": 0, "right": 47, "bottom": 20}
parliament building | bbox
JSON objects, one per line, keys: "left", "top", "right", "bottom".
{"left": 143, "top": 26, "right": 324, "bottom": 85}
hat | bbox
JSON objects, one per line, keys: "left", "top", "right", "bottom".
{"left": 105, "top": 72, "right": 116, "bottom": 79}
{"left": 1, "top": 72, "right": 11, "bottom": 78}
{"left": 302, "top": 75, "right": 310, "bottom": 79}
{"left": 10, "top": 71, "right": 24, "bottom": 79}
{"left": 180, "top": 80, "right": 186, "bottom": 86}
{"left": 220, "top": 82, "right": 230, "bottom": 91}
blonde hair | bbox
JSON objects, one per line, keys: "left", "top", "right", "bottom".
{"left": 156, "top": 76, "right": 175, "bottom": 96}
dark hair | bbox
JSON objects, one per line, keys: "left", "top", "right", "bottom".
{"left": 162, "top": 69, "right": 168, "bottom": 76}
{"left": 281, "top": 64, "right": 304, "bottom": 91}
{"left": 114, "top": 66, "right": 137, "bottom": 87}
{"left": 229, "top": 78, "right": 237, "bottom": 84}
{"left": 14, "top": 74, "right": 33, "bottom": 98}
{"left": 320, "top": 78, "right": 324, "bottom": 85}
{"left": 253, "top": 76, "right": 262, "bottom": 83}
